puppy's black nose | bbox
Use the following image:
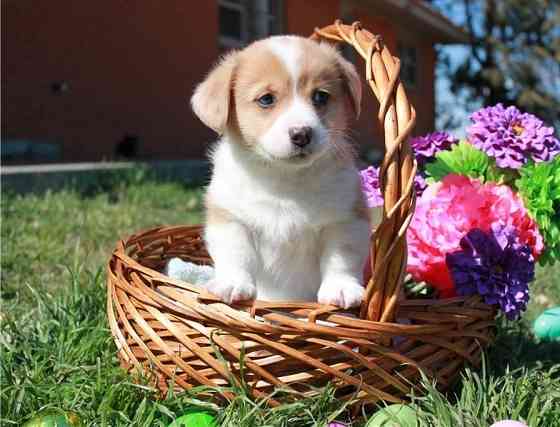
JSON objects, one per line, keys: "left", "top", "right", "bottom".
{"left": 289, "top": 126, "right": 312, "bottom": 147}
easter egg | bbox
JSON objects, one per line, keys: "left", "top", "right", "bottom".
{"left": 533, "top": 306, "right": 560, "bottom": 341}
{"left": 366, "top": 404, "right": 419, "bottom": 427}
{"left": 22, "top": 410, "right": 82, "bottom": 427}
{"left": 489, "top": 420, "right": 528, "bottom": 427}
{"left": 328, "top": 423, "right": 347, "bottom": 427}
{"left": 168, "top": 411, "right": 217, "bottom": 427}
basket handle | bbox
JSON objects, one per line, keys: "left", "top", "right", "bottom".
{"left": 311, "top": 21, "right": 417, "bottom": 323}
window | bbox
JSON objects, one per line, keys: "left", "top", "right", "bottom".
{"left": 252, "top": 0, "right": 282, "bottom": 39}
{"left": 397, "top": 43, "right": 418, "bottom": 89}
{"left": 219, "top": 0, "right": 282, "bottom": 50}
{"left": 219, "top": 0, "right": 248, "bottom": 49}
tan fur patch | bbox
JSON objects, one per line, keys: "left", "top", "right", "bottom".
{"left": 296, "top": 41, "right": 358, "bottom": 164}
{"left": 205, "top": 199, "right": 234, "bottom": 225}
{"left": 232, "top": 44, "right": 293, "bottom": 147}
{"left": 297, "top": 41, "right": 361, "bottom": 119}
{"left": 191, "top": 52, "right": 238, "bottom": 134}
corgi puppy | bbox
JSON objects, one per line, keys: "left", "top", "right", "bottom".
{"left": 191, "top": 35, "right": 370, "bottom": 308}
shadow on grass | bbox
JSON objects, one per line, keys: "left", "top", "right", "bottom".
{"left": 2, "top": 161, "right": 211, "bottom": 201}
{"left": 65, "top": 165, "right": 210, "bottom": 201}
{"left": 488, "top": 318, "right": 560, "bottom": 375}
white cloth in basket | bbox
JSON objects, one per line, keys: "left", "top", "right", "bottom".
{"left": 164, "top": 258, "right": 215, "bottom": 285}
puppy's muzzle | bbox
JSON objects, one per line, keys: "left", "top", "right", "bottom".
{"left": 289, "top": 126, "right": 313, "bottom": 148}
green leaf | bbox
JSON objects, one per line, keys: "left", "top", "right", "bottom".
{"left": 515, "top": 156, "right": 560, "bottom": 264}
{"left": 425, "top": 140, "right": 501, "bottom": 182}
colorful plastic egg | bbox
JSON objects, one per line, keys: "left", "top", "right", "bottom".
{"left": 533, "top": 306, "right": 560, "bottom": 341}
{"left": 489, "top": 420, "right": 528, "bottom": 427}
{"left": 366, "top": 403, "right": 419, "bottom": 427}
{"left": 168, "top": 411, "right": 217, "bottom": 427}
{"left": 22, "top": 410, "right": 82, "bottom": 427}
{"left": 327, "top": 423, "right": 347, "bottom": 427}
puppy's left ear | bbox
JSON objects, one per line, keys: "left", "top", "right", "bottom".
{"left": 191, "top": 51, "right": 238, "bottom": 134}
{"left": 337, "top": 57, "right": 362, "bottom": 119}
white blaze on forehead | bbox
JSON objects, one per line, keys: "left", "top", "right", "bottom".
{"left": 265, "top": 36, "right": 303, "bottom": 85}
{"left": 255, "top": 36, "right": 329, "bottom": 162}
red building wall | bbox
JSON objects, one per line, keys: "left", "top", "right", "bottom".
{"left": 2, "top": 0, "right": 436, "bottom": 164}
{"left": 284, "top": 0, "right": 340, "bottom": 35}
{"left": 2, "top": 1, "right": 219, "bottom": 162}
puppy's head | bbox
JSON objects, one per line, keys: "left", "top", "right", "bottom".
{"left": 191, "top": 36, "right": 361, "bottom": 166}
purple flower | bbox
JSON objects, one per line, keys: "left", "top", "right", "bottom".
{"left": 446, "top": 225, "right": 534, "bottom": 320}
{"left": 360, "top": 166, "right": 426, "bottom": 208}
{"left": 410, "top": 131, "right": 458, "bottom": 166}
{"left": 468, "top": 103, "right": 560, "bottom": 169}
{"left": 360, "top": 166, "right": 384, "bottom": 208}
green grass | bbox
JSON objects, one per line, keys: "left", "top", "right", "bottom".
{"left": 1, "top": 173, "right": 203, "bottom": 300}
{"left": 2, "top": 176, "right": 560, "bottom": 426}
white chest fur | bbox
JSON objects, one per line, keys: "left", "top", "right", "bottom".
{"left": 204, "top": 140, "right": 368, "bottom": 302}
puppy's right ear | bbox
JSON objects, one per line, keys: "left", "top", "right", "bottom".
{"left": 191, "top": 52, "right": 238, "bottom": 134}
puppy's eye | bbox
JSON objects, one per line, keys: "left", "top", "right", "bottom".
{"left": 256, "top": 93, "right": 275, "bottom": 108}
{"left": 311, "top": 89, "right": 330, "bottom": 107}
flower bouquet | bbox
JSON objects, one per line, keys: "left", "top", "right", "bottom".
{"left": 361, "top": 104, "right": 560, "bottom": 320}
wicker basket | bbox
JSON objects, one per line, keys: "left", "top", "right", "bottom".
{"left": 107, "top": 21, "right": 495, "bottom": 406}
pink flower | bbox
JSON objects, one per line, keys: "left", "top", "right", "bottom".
{"left": 406, "top": 175, "right": 543, "bottom": 297}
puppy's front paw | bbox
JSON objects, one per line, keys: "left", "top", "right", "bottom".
{"left": 317, "top": 277, "right": 364, "bottom": 309}
{"left": 205, "top": 275, "right": 256, "bottom": 304}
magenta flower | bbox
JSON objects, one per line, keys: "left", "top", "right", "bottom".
{"left": 410, "top": 131, "right": 458, "bottom": 166}
{"left": 446, "top": 225, "right": 534, "bottom": 320}
{"left": 468, "top": 104, "right": 560, "bottom": 169}
{"left": 406, "top": 175, "right": 543, "bottom": 297}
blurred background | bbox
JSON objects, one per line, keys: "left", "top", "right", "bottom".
{"left": 2, "top": 0, "right": 465, "bottom": 167}
{"left": 1, "top": 1, "right": 558, "bottom": 174}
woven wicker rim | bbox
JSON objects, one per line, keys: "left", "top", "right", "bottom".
{"left": 106, "top": 21, "right": 495, "bottom": 406}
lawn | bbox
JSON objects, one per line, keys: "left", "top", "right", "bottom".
{"left": 2, "top": 173, "right": 560, "bottom": 426}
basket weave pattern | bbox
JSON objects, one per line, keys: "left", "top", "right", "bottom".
{"left": 107, "top": 22, "right": 495, "bottom": 405}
